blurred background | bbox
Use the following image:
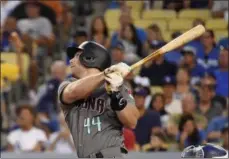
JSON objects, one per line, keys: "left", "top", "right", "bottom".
{"left": 1, "top": 0, "right": 228, "bottom": 156}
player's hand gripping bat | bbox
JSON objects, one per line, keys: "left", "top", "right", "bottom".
{"left": 130, "top": 24, "right": 206, "bottom": 71}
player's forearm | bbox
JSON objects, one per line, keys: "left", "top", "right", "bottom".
{"left": 63, "top": 72, "right": 104, "bottom": 103}
{"left": 116, "top": 104, "right": 140, "bottom": 129}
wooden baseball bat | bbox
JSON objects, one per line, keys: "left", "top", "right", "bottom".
{"left": 130, "top": 24, "right": 206, "bottom": 70}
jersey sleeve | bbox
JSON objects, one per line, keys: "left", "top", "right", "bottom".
{"left": 120, "top": 85, "right": 135, "bottom": 105}
{"left": 57, "top": 80, "right": 71, "bottom": 106}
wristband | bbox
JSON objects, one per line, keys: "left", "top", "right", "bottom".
{"left": 109, "top": 91, "right": 127, "bottom": 111}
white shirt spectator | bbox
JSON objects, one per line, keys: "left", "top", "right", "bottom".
{"left": 48, "top": 132, "right": 75, "bottom": 154}
{"left": 212, "top": 0, "right": 228, "bottom": 20}
{"left": 7, "top": 127, "right": 47, "bottom": 152}
{"left": 165, "top": 99, "right": 182, "bottom": 115}
{"left": 17, "top": 17, "right": 52, "bottom": 39}
{"left": 212, "top": 0, "right": 228, "bottom": 12}
{"left": 1, "top": 1, "right": 21, "bottom": 26}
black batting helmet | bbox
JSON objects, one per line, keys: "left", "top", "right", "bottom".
{"left": 67, "top": 41, "right": 111, "bottom": 71}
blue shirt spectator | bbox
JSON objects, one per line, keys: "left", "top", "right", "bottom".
{"left": 196, "top": 30, "right": 220, "bottom": 73}
{"left": 212, "top": 48, "right": 228, "bottom": 97}
{"left": 164, "top": 50, "right": 182, "bottom": 65}
{"left": 134, "top": 110, "right": 161, "bottom": 146}
{"left": 217, "top": 37, "right": 228, "bottom": 49}
{"left": 180, "top": 46, "right": 206, "bottom": 85}
{"left": 213, "top": 70, "right": 228, "bottom": 97}
{"left": 206, "top": 115, "right": 228, "bottom": 142}
{"left": 177, "top": 130, "right": 206, "bottom": 148}
{"left": 108, "top": 1, "right": 122, "bottom": 9}
{"left": 132, "top": 87, "right": 161, "bottom": 146}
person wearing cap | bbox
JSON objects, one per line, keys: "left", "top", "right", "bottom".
{"left": 73, "top": 30, "right": 88, "bottom": 47}
{"left": 212, "top": 47, "right": 228, "bottom": 97}
{"left": 197, "top": 30, "right": 220, "bottom": 73}
{"left": 133, "top": 87, "right": 161, "bottom": 147}
{"left": 140, "top": 40, "right": 177, "bottom": 86}
{"left": 162, "top": 76, "right": 182, "bottom": 115}
{"left": 180, "top": 46, "right": 205, "bottom": 86}
{"left": 111, "top": 41, "right": 125, "bottom": 64}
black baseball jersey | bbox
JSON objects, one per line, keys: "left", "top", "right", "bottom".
{"left": 57, "top": 77, "right": 135, "bottom": 158}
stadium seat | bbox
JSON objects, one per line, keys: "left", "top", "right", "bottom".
{"left": 206, "top": 19, "right": 228, "bottom": 30}
{"left": 168, "top": 19, "right": 193, "bottom": 31}
{"left": 142, "top": 9, "right": 177, "bottom": 20}
{"left": 131, "top": 11, "right": 141, "bottom": 20}
{"left": 104, "top": 9, "right": 121, "bottom": 30}
{"left": 178, "top": 9, "right": 211, "bottom": 20}
{"left": 162, "top": 31, "right": 173, "bottom": 42}
{"left": 134, "top": 19, "right": 167, "bottom": 30}
{"left": 126, "top": 1, "right": 143, "bottom": 11}
{"left": 1, "top": 52, "right": 30, "bottom": 82}
{"left": 215, "top": 30, "right": 228, "bottom": 42}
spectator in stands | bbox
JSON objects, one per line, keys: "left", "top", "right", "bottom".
{"left": 17, "top": 2, "right": 54, "bottom": 51}
{"left": 196, "top": 75, "right": 226, "bottom": 110}
{"left": 90, "top": 16, "right": 110, "bottom": 48}
{"left": 123, "top": 128, "right": 138, "bottom": 151}
{"left": 218, "top": 37, "right": 228, "bottom": 49}
{"left": 213, "top": 48, "right": 228, "bottom": 97}
{"left": 140, "top": 41, "right": 177, "bottom": 86}
{"left": 164, "top": 32, "right": 183, "bottom": 65}
{"left": 203, "top": 74, "right": 227, "bottom": 110}
{"left": 36, "top": 61, "right": 67, "bottom": 117}
{"left": 195, "top": 77, "right": 223, "bottom": 122}
{"left": 144, "top": 24, "right": 165, "bottom": 55}
{"left": 206, "top": 104, "right": 228, "bottom": 143}
{"left": 146, "top": 24, "right": 164, "bottom": 44}
{"left": 133, "top": 87, "right": 161, "bottom": 146}
{"left": 7, "top": 105, "right": 47, "bottom": 152}
{"left": 149, "top": 93, "right": 169, "bottom": 128}
{"left": 47, "top": 112, "right": 75, "bottom": 153}
{"left": 180, "top": 46, "right": 205, "bottom": 86}
{"left": 174, "top": 67, "right": 193, "bottom": 100}
{"left": 111, "top": 11, "right": 146, "bottom": 47}
{"left": 118, "top": 23, "right": 143, "bottom": 64}
{"left": 211, "top": 0, "right": 228, "bottom": 19}
{"left": 221, "top": 123, "right": 229, "bottom": 150}
{"left": 68, "top": 30, "right": 88, "bottom": 55}
{"left": 177, "top": 115, "right": 206, "bottom": 150}
{"left": 1, "top": 16, "right": 19, "bottom": 52}
{"left": 169, "top": 92, "right": 207, "bottom": 130}
{"left": 197, "top": 29, "right": 220, "bottom": 73}
{"left": 162, "top": 76, "right": 182, "bottom": 115}
{"left": 111, "top": 41, "right": 125, "bottom": 64}
{"left": 142, "top": 131, "right": 169, "bottom": 152}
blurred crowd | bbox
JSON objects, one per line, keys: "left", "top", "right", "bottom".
{"left": 1, "top": 0, "right": 228, "bottom": 154}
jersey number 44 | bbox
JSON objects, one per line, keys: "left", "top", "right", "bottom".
{"left": 84, "top": 117, "right": 102, "bottom": 134}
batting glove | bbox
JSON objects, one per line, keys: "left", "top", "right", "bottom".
{"left": 105, "top": 72, "right": 123, "bottom": 92}
{"left": 104, "top": 62, "right": 131, "bottom": 78}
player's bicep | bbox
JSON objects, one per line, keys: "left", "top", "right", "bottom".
{"left": 58, "top": 81, "right": 75, "bottom": 105}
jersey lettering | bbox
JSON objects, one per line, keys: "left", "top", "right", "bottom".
{"left": 84, "top": 117, "right": 102, "bottom": 134}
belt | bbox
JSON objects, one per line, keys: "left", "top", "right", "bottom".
{"left": 88, "top": 147, "right": 128, "bottom": 158}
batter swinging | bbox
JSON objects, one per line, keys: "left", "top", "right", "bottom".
{"left": 58, "top": 41, "right": 140, "bottom": 158}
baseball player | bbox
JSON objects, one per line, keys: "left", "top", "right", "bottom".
{"left": 58, "top": 41, "right": 140, "bottom": 158}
